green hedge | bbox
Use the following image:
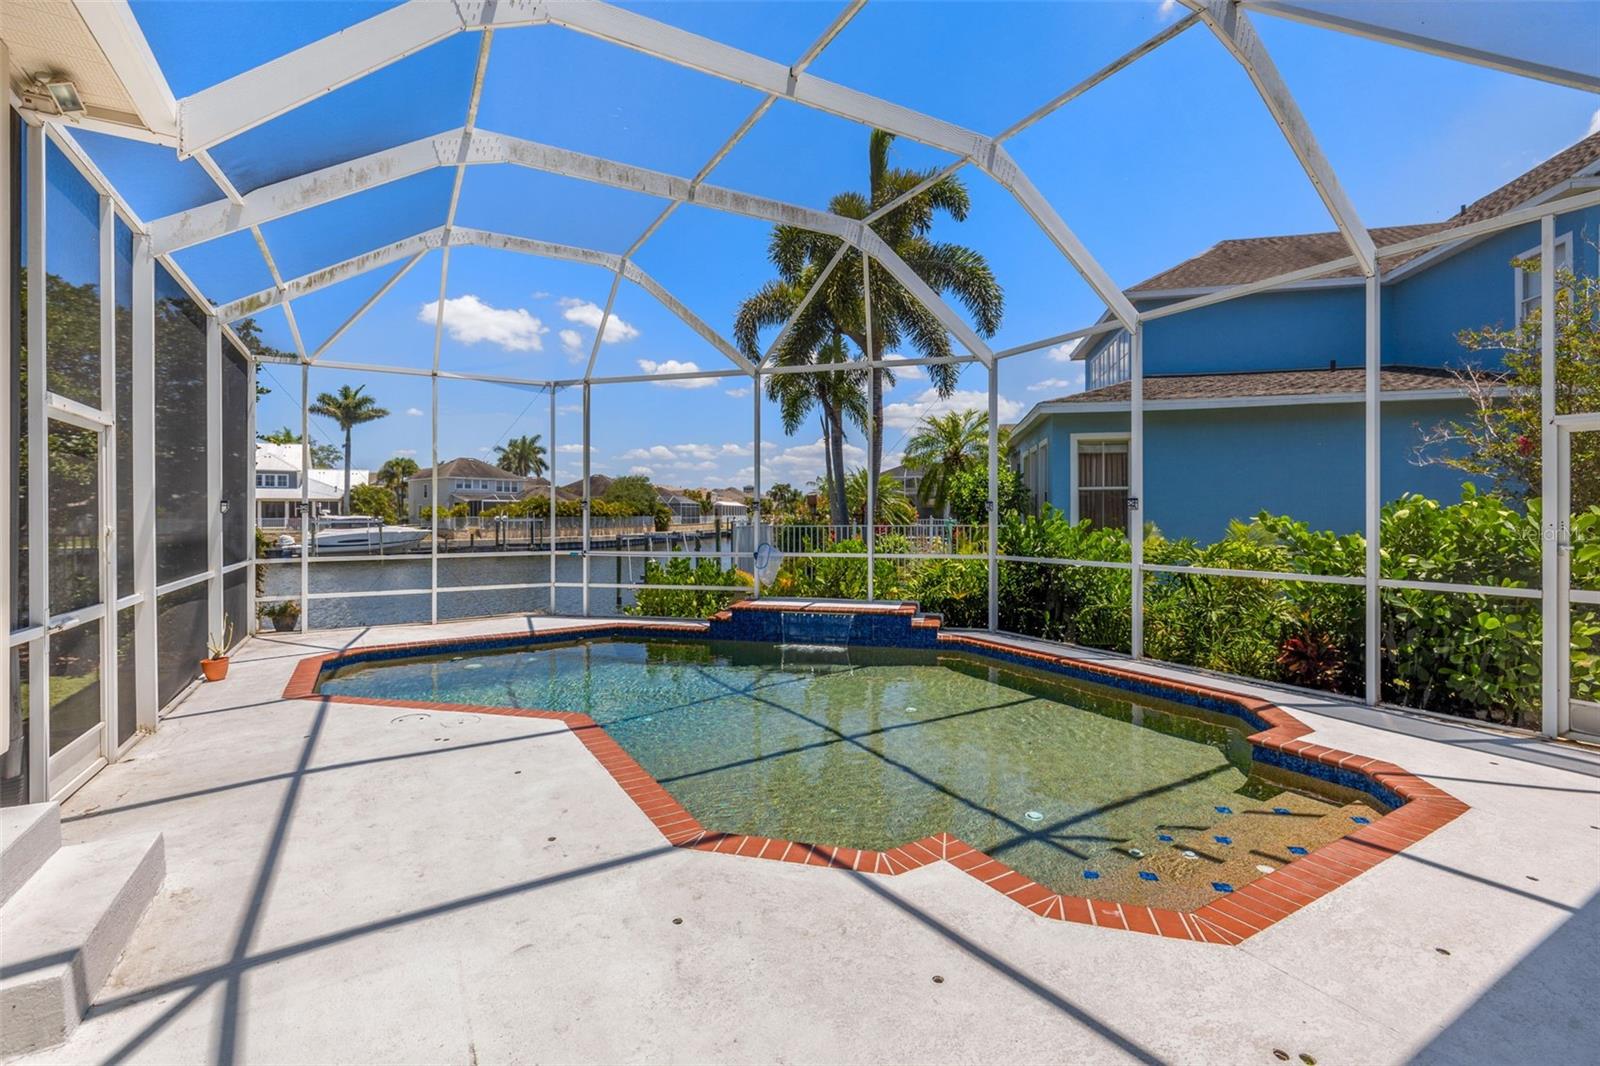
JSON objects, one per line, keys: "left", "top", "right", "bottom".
{"left": 626, "top": 557, "right": 750, "bottom": 618}
{"left": 759, "top": 485, "right": 1598, "bottom": 730}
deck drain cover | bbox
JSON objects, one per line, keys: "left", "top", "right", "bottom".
{"left": 1024, "top": 810, "right": 1043, "bottom": 822}
{"left": 389, "top": 714, "right": 431, "bottom": 725}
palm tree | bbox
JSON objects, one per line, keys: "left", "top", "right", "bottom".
{"left": 377, "top": 456, "right": 419, "bottom": 509}
{"left": 830, "top": 467, "right": 917, "bottom": 526}
{"left": 309, "top": 385, "right": 389, "bottom": 513}
{"left": 904, "top": 409, "right": 995, "bottom": 518}
{"left": 734, "top": 129, "right": 1003, "bottom": 510}
{"left": 494, "top": 434, "right": 547, "bottom": 478}
{"left": 761, "top": 332, "right": 867, "bottom": 527}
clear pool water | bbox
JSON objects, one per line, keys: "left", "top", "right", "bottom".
{"left": 320, "top": 638, "right": 1375, "bottom": 903}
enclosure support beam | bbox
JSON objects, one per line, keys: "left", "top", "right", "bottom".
{"left": 1240, "top": 0, "right": 1600, "bottom": 94}
{"left": 1187, "top": 0, "right": 1376, "bottom": 276}
{"left": 131, "top": 234, "right": 159, "bottom": 732}
{"left": 25, "top": 123, "right": 48, "bottom": 799}
{"left": 429, "top": 373, "right": 440, "bottom": 625}
{"left": 1539, "top": 216, "right": 1560, "bottom": 737}
{"left": 97, "top": 195, "right": 119, "bottom": 760}
{"left": 0, "top": 61, "right": 12, "bottom": 760}
{"left": 863, "top": 252, "right": 876, "bottom": 601}
{"left": 987, "top": 362, "right": 1000, "bottom": 633}
{"left": 752, "top": 378, "right": 762, "bottom": 600}
{"left": 246, "top": 338, "right": 258, "bottom": 632}
{"left": 582, "top": 383, "right": 592, "bottom": 616}
{"left": 549, "top": 386, "right": 558, "bottom": 615}
{"left": 206, "top": 317, "right": 224, "bottom": 646}
{"left": 1363, "top": 274, "right": 1381, "bottom": 706}
{"left": 299, "top": 363, "right": 311, "bottom": 631}
{"left": 1130, "top": 322, "right": 1145, "bottom": 659}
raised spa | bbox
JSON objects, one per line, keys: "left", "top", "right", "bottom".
{"left": 317, "top": 634, "right": 1385, "bottom": 910}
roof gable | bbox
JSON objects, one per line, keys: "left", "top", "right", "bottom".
{"left": 1128, "top": 132, "right": 1600, "bottom": 294}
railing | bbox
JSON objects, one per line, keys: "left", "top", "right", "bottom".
{"left": 764, "top": 520, "right": 986, "bottom": 555}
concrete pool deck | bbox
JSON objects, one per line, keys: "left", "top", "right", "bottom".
{"left": 20, "top": 615, "right": 1600, "bottom": 1064}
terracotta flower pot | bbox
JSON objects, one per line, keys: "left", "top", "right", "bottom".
{"left": 200, "top": 657, "right": 230, "bottom": 682}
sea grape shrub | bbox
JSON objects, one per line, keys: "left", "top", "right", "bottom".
{"left": 628, "top": 557, "right": 750, "bottom": 618}
{"left": 994, "top": 507, "right": 1131, "bottom": 652}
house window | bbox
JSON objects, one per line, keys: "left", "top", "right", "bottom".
{"left": 1515, "top": 232, "right": 1572, "bottom": 323}
{"left": 1073, "top": 436, "right": 1128, "bottom": 532}
{"left": 254, "top": 472, "right": 290, "bottom": 488}
{"left": 1020, "top": 441, "right": 1049, "bottom": 515}
{"left": 1088, "top": 330, "right": 1132, "bottom": 390}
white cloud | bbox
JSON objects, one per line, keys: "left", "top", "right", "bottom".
{"left": 768, "top": 436, "right": 866, "bottom": 479}
{"left": 628, "top": 465, "right": 654, "bottom": 476}
{"left": 560, "top": 298, "right": 639, "bottom": 343}
{"left": 404, "top": 407, "right": 424, "bottom": 416}
{"left": 882, "top": 388, "right": 1022, "bottom": 430}
{"left": 393, "top": 448, "right": 417, "bottom": 457}
{"left": 726, "top": 386, "right": 751, "bottom": 398}
{"left": 622, "top": 445, "right": 678, "bottom": 461}
{"left": 418, "top": 294, "right": 547, "bottom": 351}
{"left": 559, "top": 329, "right": 585, "bottom": 356}
{"left": 557, "top": 443, "right": 585, "bottom": 454}
{"left": 1027, "top": 363, "right": 1087, "bottom": 394}
{"left": 1589, "top": 107, "right": 1600, "bottom": 136}
{"left": 1157, "top": 0, "right": 1180, "bottom": 17}
{"left": 1027, "top": 377, "right": 1082, "bottom": 393}
{"left": 637, "top": 359, "right": 716, "bottom": 388}
{"left": 1047, "top": 339, "right": 1082, "bottom": 363}
{"left": 558, "top": 403, "right": 582, "bottom": 414}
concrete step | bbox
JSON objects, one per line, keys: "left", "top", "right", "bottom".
{"left": 0, "top": 831, "right": 165, "bottom": 1058}
{"left": 0, "top": 803, "right": 61, "bottom": 909}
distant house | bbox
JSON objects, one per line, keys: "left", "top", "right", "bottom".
{"left": 404, "top": 458, "right": 541, "bottom": 520}
{"left": 880, "top": 464, "right": 929, "bottom": 519}
{"left": 1009, "top": 132, "right": 1600, "bottom": 541}
{"left": 656, "top": 489, "right": 703, "bottom": 524}
{"left": 253, "top": 442, "right": 369, "bottom": 528}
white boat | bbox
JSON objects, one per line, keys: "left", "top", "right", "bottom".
{"left": 276, "top": 516, "right": 430, "bottom": 555}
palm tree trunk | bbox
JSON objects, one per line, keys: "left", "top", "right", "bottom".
{"left": 825, "top": 405, "right": 848, "bottom": 532}
{"left": 819, "top": 413, "right": 833, "bottom": 506}
{"left": 869, "top": 368, "right": 883, "bottom": 504}
{"left": 342, "top": 427, "right": 353, "bottom": 514}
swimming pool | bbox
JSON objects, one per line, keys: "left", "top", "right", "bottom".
{"left": 315, "top": 632, "right": 1386, "bottom": 911}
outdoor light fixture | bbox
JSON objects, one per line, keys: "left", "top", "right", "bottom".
{"left": 219, "top": 497, "right": 231, "bottom": 515}
{"left": 44, "top": 79, "right": 85, "bottom": 116}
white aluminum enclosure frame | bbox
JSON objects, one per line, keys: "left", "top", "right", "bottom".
{"left": 3, "top": 0, "right": 1594, "bottom": 819}
{"left": 4, "top": 101, "right": 257, "bottom": 803}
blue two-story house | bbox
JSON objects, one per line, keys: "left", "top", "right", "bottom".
{"left": 1010, "top": 133, "right": 1599, "bottom": 541}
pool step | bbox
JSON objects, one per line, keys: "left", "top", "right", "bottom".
{"left": 1, "top": 802, "right": 62, "bottom": 909}
{"left": 1086, "top": 795, "right": 1374, "bottom": 910}
{"left": 0, "top": 806, "right": 165, "bottom": 1058}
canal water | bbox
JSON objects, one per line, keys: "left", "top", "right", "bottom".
{"left": 260, "top": 533, "right": 743, "bottom": 628}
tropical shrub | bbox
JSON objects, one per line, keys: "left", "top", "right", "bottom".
{"left": 627, "top": 557, "right": 750, "bottom": 618}
{"left": 348, "top": 482, "right": 398, "bottom": 524}
{"left": 996, "top": 506, "right": 1130, "bottom": 651}
{"left": 974, "top": 489, "right": 1598, "bottom": 729}
{"left": 947, "top": 462, "right": 1029, "bottom": 524}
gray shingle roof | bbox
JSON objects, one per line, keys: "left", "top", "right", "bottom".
{"left": 1045, "top": 365, "right": 1463, "bottom": 405}
{"left": 1129, "top": 132, "right": 1600, "bottom": 293}
{"left": 409, "top": 456, "right": 524, "bottom": 480}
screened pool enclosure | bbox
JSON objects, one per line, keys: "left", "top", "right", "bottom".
{"left": 4, "top": 0, "right": 1598, "bottom": 804}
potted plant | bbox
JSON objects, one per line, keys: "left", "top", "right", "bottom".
{"left": 201, "top": 619, "right": 235, "bottom": 682}
{"left": 259, "top": 601, "right": 300, "bottom": 632}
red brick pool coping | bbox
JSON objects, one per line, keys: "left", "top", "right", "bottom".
{"left": 281, "top": 619, "right": 1468, "bottom": 945}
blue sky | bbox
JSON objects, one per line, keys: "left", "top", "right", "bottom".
{"left": 83, "top": 1, "right": 1600, "bottom": 490}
